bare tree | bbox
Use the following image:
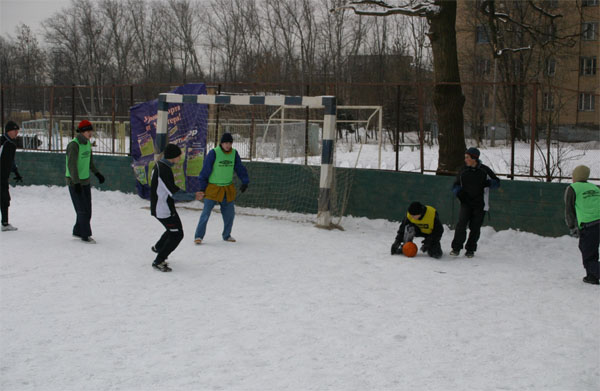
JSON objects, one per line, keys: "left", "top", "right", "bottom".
{"left": 332, "top": 0, "right": 467, "bottom": 174}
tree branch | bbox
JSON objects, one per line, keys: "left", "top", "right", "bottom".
{"left": 331, "top": 1, "right": 440, "bottom": 18}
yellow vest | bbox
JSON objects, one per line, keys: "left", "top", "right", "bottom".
{"left": 406, "top": 205, "right": 436, "bottom": 234}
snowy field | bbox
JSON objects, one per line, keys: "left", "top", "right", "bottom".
{"left": 1, "top": 186, "right": 598, "bottom": 391}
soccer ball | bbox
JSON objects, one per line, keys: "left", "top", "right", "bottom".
{"left": 402, "top": 242, "right": 418, "bottom": 257}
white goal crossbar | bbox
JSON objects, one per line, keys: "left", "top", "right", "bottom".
{"left": 156, "top": 93, "right": 338, "bottom": 228}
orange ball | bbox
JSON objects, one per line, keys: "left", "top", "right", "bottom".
{"left": 402, "top": 242, "right": 418, "bottom": 257}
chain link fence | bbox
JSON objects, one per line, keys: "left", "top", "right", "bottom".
{"left": 2, "top": 82, "right": 598, "bottom": 181}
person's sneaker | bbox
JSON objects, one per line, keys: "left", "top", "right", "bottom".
{"left": 583, "top": 276, "right": 599, "bottom": 285}
{"left": 151, "top": 245, "right": 158, "bottom": 253}
{"left": 465, "top": 251, "right": 475, "bottom": 258}
{"left": 449, "top": 249, "right": 460, "bottom": 256}
{"left": 81, "top": 237, "right": 96, "bottom": 244}
{"left": 224, "top": 236, "right": 236, "bottom": 242}
{"left": 1, "top": 224, "right": 18, "bottom": 232}
{"left": 152, "top": 261, "right": 172, "bottom": 272}
{"left": 194, "top": 238, "right": 202, "bottom": 245}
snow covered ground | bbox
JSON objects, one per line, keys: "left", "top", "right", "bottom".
{"left": 254, "top": 138, "right": 600, "bottom": 181}
{"left": 1, "top": 186, "right": 598, "bottom": 390}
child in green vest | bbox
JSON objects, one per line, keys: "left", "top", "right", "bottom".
{"left": 564, "top": 165, "right": 600, "bottom": 285}
{"left": 65, "top": 120, "right": 105, "bottom": 243}
{"left": 194, "top": 133, "right": 249, "bottom": 244}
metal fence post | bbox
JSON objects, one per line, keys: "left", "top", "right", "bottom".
{"left": 529, "top": 83, "right": 537, "bottom": 177}
{"left": 111, "top": 85, "right": 116, "bottom": 154}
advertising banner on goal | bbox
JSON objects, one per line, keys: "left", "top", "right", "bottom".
{"left": 130, "top": 83, "right": 208, "bottom": 199}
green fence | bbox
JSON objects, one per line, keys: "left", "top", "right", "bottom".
{"left": 15, "top": 151, "right": 570, "bottom": 237}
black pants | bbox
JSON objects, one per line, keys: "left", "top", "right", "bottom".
{"left": 451, "top": 203, "right": 485, "bottom": 252}
{"left": 68, "top": 184, "right": 92, "bottom": 238}
{"left": 154, "top": 213, "right": 184, "bottom": 263}
{"left": 1, "top": 182, "right": 10, "bottom": 225}
{"left": 422, "top": 240, "right": 443, "bottom": 259}
{"left": 579, "top": 222, "right": 599, "bottom": 279}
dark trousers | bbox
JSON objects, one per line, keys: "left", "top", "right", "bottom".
{"left": 452, "top": 203, "right": 486, "bottom": 252}
{"left": 68, "top": 184, "right": 92, "bottom": 238}
{"left": 1, "top": 183, "right": 9, "bottom": 225}
{"left": 423, "top": 240, "right": 443, "bottom": 259}
{"left": 154, "top": 213, "right": 184, "bottom": 263}
{"left": 579, "top": 222, "right": 600, "bottom": 279}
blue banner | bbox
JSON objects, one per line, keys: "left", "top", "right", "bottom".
{"left": 130, "top": 83, "right": 208, "bottom": 199}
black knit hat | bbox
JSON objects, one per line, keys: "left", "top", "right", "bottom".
{"left": 465, "top": 147, "right": 480, "bottom": 159}
{"left": 408, "top": 202, "right": 425, "bottom": 216}
{"left": 163, "top": 143, "right": 182, "bottom": 159}
{"left": 220, "top": 132, "right": 233, "bottom": 144}
{"left": 4, "top": 120, "right": 19, "bottom": 133}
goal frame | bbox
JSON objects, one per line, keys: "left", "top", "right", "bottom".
{"left": 156, "top": 93, "right": 338, "bottom": 228}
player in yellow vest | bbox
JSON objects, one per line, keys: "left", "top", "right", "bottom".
{"left": 65, "top": 120, "right": 105, "bottom": 244}
{"left": 391, "top": 202, "right": 444, "bottom": 258}
{"left": 564, "top": 165, "right": 600, "bottom": 285}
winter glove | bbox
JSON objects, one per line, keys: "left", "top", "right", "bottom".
{"left": 240, "top": 183, "right": 248, "bottom": 193}
{"left": 13, "top": 172, "right": 23, "bottom": 183}
{"left": 452, "top": 185, "right": 462, "bottom": 197}
{"left": 73, "top": 183, "right": 82, "bottom": 194}
{"left": 569, "top": 228, "right": 579, "bottom": 238}
{"left": 95, "top": 172, "right": 105, "bottom": 184}
{"left": 391, "top": 240, "right": 402, "bottom": 255}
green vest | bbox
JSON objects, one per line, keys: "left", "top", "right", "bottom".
{"left": 406, "top": 205, "right": 436, "bottom": 234}
{"left": 208, "top": 146, "right": 235, "bottom": 186}
{"left": 65, "top": 137, "right": 91, "bottom": 180}
{"left": 570, "top": 182, "right": 600, "bottom": 228}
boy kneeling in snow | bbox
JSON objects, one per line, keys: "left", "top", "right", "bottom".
{"left": 391, "top": 202, "right": 443, "bottom": 259}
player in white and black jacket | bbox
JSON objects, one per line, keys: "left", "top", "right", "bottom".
{"left": 150, "top": 144, "right": 201, "bottom": 272}
{"left": 1, "top": 121, "right": 23, "bottom": 231}
{"left": 450, "top": 147, "right": 500, "bottom": 258}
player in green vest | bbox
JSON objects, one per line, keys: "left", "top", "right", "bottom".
{"left": 65, "top": 120, "right": 105, "bottom": 244}
{"left": 391, "top": 201, "right": 444, "bottom": 258}
{"left": 194, "top": 133, "right": 249, "bottom": 244}
{"left": 564, "top": 165, "right": 600, "bottom": 285}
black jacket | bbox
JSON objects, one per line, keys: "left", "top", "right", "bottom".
{"left": 453, "top": 162, "right": 500, "bottom": 209}
{"left": 0, "top": 134, "right": 18, "bottom": 185}
{"left": 150, "top": 160, "right": 181, "bottom": 218}
{"left": 396, "top": 210, "right": 444, "bottom": 246}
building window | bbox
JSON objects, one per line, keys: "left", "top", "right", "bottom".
{"left": 580, "top": 56, "right": 597, "bottom": 75}
{"left": 483, "top": 92, "right": 490, "bottom": 109}
{"left": 579, "top": 93, "right": 595, "bottom": 111}
{"left": 544, "top": 25, "right": 557, "bottom": 42}
{"left": 476, "top": 25, "right": 489, "bottom": 43}
{"left": 582, "top": 22, "right": 597, "bottom": 40}
{"left": 543, "top": 92, "right": 554, "bottom": 111}
{"left": 545, "top": 58, "right": 556, "bottom": 76}
{"left": 582, "top": 0, "right": 598, "bottom": 6}
{"left": 476, "top": 58, "right": 491, "bottom": 75}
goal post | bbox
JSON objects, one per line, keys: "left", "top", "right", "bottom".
{"left": 156, "top": 93, "right": 338, "bottom": 228}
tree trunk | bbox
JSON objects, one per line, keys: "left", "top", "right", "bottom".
{"left": 429, "top": 0, "right": 466, "bottom": 175}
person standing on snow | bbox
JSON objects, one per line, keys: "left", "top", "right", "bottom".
{"left": 150, "top": 144, "right": 202, "bottom": 272}
{"left": 391, "top": 201, "right": 444, "bottom": 259}
{"left": 193, "top": 132, "right": 249, "bottom": 244}
{"left": 65, "top": 120, "right": 105, "bottom": 243}
{"left": 450, "top": 147, "right": 500, "bottom": 258}
{"left": 0, "top": 121, "right": 24, "bottom": 231}
{"left": 564, "top": 165, "right": 600, "bottom": 285}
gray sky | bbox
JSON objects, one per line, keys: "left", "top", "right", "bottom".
{"left": 1, "top": 0, "right": 72, "bottom": 38}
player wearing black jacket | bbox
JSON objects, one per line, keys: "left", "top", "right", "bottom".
{"left": 391, "top": 202, "right": 444, "bottom": 259}
{"left": 0, "top": 121, "right": 23, "bottom": 231}
{"left": 150, "top": 144, "right": 200, "bottom": 272}
{"left": 450, "top": 148, "right": 500, "bottom": 258}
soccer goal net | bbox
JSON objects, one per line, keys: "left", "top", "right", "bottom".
{"left": 155, "top": 93, "right": 351, "bottom": 229}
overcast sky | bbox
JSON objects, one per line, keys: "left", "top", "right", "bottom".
{"left": 1, "top": 0, "right": 72, "bottom": 38}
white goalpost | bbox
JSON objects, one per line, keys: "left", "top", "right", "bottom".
{"left": 155, "top": 93, "right": 338, "bottom": 228}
